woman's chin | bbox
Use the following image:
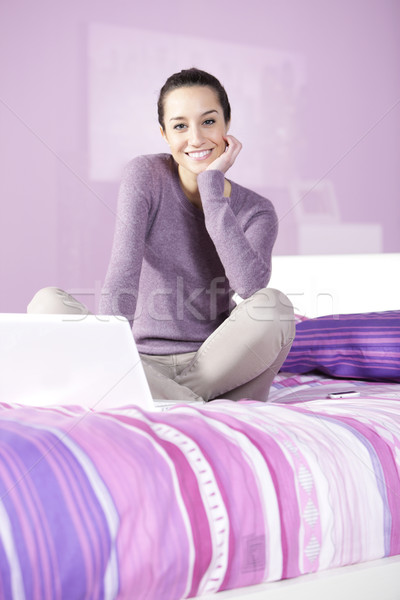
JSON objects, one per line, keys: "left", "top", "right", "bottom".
{"left": 181, "top": 161, "right": 210, "bottom": 177}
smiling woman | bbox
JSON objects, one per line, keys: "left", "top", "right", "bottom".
{"left": 28, "top": 67, "right": 295, "bottom": 404}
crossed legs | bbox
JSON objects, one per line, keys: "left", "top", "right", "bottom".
{"left": 28, "top": 286, "right": 295, "bottom": 402}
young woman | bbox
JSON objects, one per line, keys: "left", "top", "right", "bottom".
{"left": 28, "top": 68, "right": 295, "bottom": 402}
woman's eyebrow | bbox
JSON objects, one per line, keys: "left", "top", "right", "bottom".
{"left": 169, "top": 109, "right": 219, "bottom": 122}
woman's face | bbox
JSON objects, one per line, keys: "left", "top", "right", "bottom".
{"left": 161, "top": 85, "right": 229, "bottom": 179}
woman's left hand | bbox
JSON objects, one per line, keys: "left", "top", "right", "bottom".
{"left": 206, "top": 135, "right": 242, "bottom": 174}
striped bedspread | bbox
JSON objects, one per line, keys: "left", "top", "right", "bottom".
{"left": 1, "top": 380, "right": 400, "bottom": 599}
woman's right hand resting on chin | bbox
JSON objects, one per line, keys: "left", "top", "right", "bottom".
{"left": 205, "top": 135, "right": 242, "bottom": 175}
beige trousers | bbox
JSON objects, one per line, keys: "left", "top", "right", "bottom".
{"left": 27, "top": 286, "right": 295, "bottom": 403}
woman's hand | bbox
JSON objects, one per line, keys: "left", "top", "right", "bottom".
{"left": 206, "top": 135, "right": 242, "bottom": 174}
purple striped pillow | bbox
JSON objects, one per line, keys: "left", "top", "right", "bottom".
{"left": 281, "top": 310, "right": 400, "bottom": 382}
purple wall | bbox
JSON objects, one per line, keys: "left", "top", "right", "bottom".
{"left": 1, "top": 0, "right": 399, "bottom": 312}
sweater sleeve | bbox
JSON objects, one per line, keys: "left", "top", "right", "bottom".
{"left": 99, "top": 158, "right": 151, "bottom": 324}
{"left": 197, "top": 170, "right": 278, "bottom": 298}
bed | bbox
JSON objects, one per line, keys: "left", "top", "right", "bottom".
{"left": 1, "top": 253, "right": 400, "bottom": 600}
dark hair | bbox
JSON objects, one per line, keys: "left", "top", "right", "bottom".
{"left": 157, "top": 67, "right": 231, "bottom": 130}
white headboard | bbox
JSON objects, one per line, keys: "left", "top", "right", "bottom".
{"left": 270, "top": 253, "right": 400, "bottom": 318}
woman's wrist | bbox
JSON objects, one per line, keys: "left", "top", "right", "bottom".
{"left": 197, "top": 169, "right": 226, "bottom": 201}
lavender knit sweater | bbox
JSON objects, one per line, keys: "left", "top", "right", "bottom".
{"left": 99, "top": 154, "right": 278, "bottom": 354}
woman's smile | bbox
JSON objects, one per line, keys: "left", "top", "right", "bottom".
{"left": 185, "top": 149, "right": 214, "bottom": 161}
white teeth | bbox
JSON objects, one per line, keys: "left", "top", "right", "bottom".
{"left": 187, "top": 150, "right": 211, "bottom": 158}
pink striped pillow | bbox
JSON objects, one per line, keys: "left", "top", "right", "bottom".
{"left": 281, "top": 310, "right": 400, "bottom": 382}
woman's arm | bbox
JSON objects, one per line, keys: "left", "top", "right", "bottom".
{"left": 197, "top": 169, "right": 278, "bottom": 299}
{"left": 99, "top": 159, "right": 150, "bottom": 324}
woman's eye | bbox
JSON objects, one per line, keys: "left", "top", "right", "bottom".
{"left": 174, "top": 123, "right": 186, "bottom": 130}
{"left": 203, "top": 119, "right": 215, "bottom": 126}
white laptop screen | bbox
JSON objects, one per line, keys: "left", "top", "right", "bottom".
{"left": 0, "top": 314, "right": 153, "bottom": 411}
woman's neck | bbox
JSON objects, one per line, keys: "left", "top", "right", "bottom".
{"left": 178, "top": 166, "right": 232, "bottom": 210}
{"left": 178, "top": 166, "right": 202, "bottom": 209}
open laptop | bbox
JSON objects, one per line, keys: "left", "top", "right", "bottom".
{"left": 0, "top": 313, "right": 154, "bottom": 411}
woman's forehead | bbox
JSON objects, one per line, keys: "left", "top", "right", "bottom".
{"left": 163, "top": 86, "right": 221, "bottom": 116}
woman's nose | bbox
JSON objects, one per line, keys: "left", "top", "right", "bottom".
{"left": 188, "top": 126, "right": 205, "bottom": 147}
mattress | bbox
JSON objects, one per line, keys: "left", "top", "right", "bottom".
{"left": 1, "top": 373, "right": 400, "bottom": 599}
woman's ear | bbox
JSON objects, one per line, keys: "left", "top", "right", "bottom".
{"left": 160, "top": 127, "right": 169, "bottom": 144}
